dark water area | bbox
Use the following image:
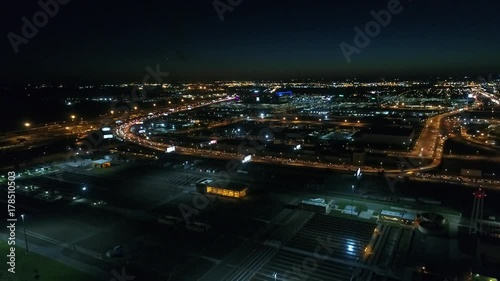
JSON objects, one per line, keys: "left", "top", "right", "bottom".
{"left": 0, "top": 90, "right": 116, "bottom": 132}
{"left": 0, "top": 86, "right": 171, "bottom": 132}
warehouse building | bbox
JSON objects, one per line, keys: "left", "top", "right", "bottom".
{"left": 299, "top": 198, "right": 334, "bottom": 214}
{"left": 196, "top": 179, "right": 248, "bottom": 198}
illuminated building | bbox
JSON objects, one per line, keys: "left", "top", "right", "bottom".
{"left": 196, "top": 179, "right": 248, "bottom": 198}
{"left": 92, "top": 159, "right": 111, "bottom": 168}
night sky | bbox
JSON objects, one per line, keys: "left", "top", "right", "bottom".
{"left": 1, "top": 0, "right": 499, "bottom": 83}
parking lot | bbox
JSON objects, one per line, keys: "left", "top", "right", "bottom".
{"left": 3, "top": 162, "right": 291, "bottom": 280}
{"left": 251, "top": 250, "right": 355, "bottom": 281}
{"left": 2, "top": 153, "right": 489, "bottom": 280}
{"left": 286, "top": 214, "right": 376, "bottom": 262}
{"left": 220, "top": 212, "right": 377, "bottom": 281}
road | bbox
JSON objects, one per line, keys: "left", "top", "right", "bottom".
{"left": 113, "top": 98, "right": 500, "bottom": 182}
{"left": 117, "top": 105, "right": 387, "bottom": 174}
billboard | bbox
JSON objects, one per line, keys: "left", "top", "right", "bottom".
{"left": 242, "top": 154, "right": 252, "bottom": 163}
{"left": 355, "top": 168, "right": 362, "bottom": 178}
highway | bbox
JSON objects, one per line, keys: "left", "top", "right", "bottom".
{"left": 8, "top": 94, "right": 485, "bottom": 180}
{"left": 0, "top": 121, "right": 100, "bottom": 151}
{"left": 112, "top": 98, "right": 500, "bottom": 188}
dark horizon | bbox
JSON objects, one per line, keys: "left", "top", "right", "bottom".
{"left": 2, "top": 0, "right": 500, "bottom": 83}
{"left": 2, "top": 73, "right": 499, "bottom": 88}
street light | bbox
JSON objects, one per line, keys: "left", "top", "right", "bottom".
{"left": 21, "top": 214, "right": 29, "bottom": 253}
{"left": 24, "top": 122, "right": 31, "bottom": 128}
{"left": 351, "top": 185, "right": 355, "bottom": 215}
{"left": 71, "top": 115, "right": 76, "bottom": 121}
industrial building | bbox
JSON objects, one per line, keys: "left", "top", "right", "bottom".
{"left": 238, "top": 90, "right": 293, "bottom": 104}
{"left": 92, "top": 159, "right": 111, "bottom": 168}
{"left": 196, "top": 178, "right": 248, "bottom": 198}
{"left": 379, "top": 210, "right": 417, "bottom": 225}
{"left": 299, "top": 198, "right": 334, "bottom": 214}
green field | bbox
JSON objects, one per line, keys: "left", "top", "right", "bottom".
{"left": 0, "top": 242, "right": 94, "bottom": 281}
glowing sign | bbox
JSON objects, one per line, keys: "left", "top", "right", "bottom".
{"left": 355, "top": 168, "right": 362, "bottom": 178}
{"left": 275, "top": 91, "right": 293, "bottom": 97}
{"left": 166, "top": 146, "right": 176, "bottom": 153}
{"left": 102, "top": 127, "right": 111, "bottom": 132}
{"left": 242, "top": 155, "right": 252, "bottom": 163}
{"left": 138, "top": 129, "right": 146, "bottom": 134}
{"left": 209, "top": 140, "right": 217, "bottom": 145}
{"left": 103, "top": 134, "right": 113, "bottom": 139}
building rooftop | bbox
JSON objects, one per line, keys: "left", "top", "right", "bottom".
{"left": 92, "top": 159, "right": 111, "bottom": 164}
{"left": 206, "top": 181, "right": 248, "bottom": 191}
{"left": 380, "top": 210, "right": 417, "bottom": 220}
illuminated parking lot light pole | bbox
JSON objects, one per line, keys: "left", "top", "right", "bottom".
{"left": 21, "top": 214, "right": 29, "bottom": 253}
{"left": 351, "top": 185, "right": 355, "bottom": 216}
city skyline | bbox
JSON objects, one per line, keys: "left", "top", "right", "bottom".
{"left": 2, "top": 1, "right": 500, "bottom": 281}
